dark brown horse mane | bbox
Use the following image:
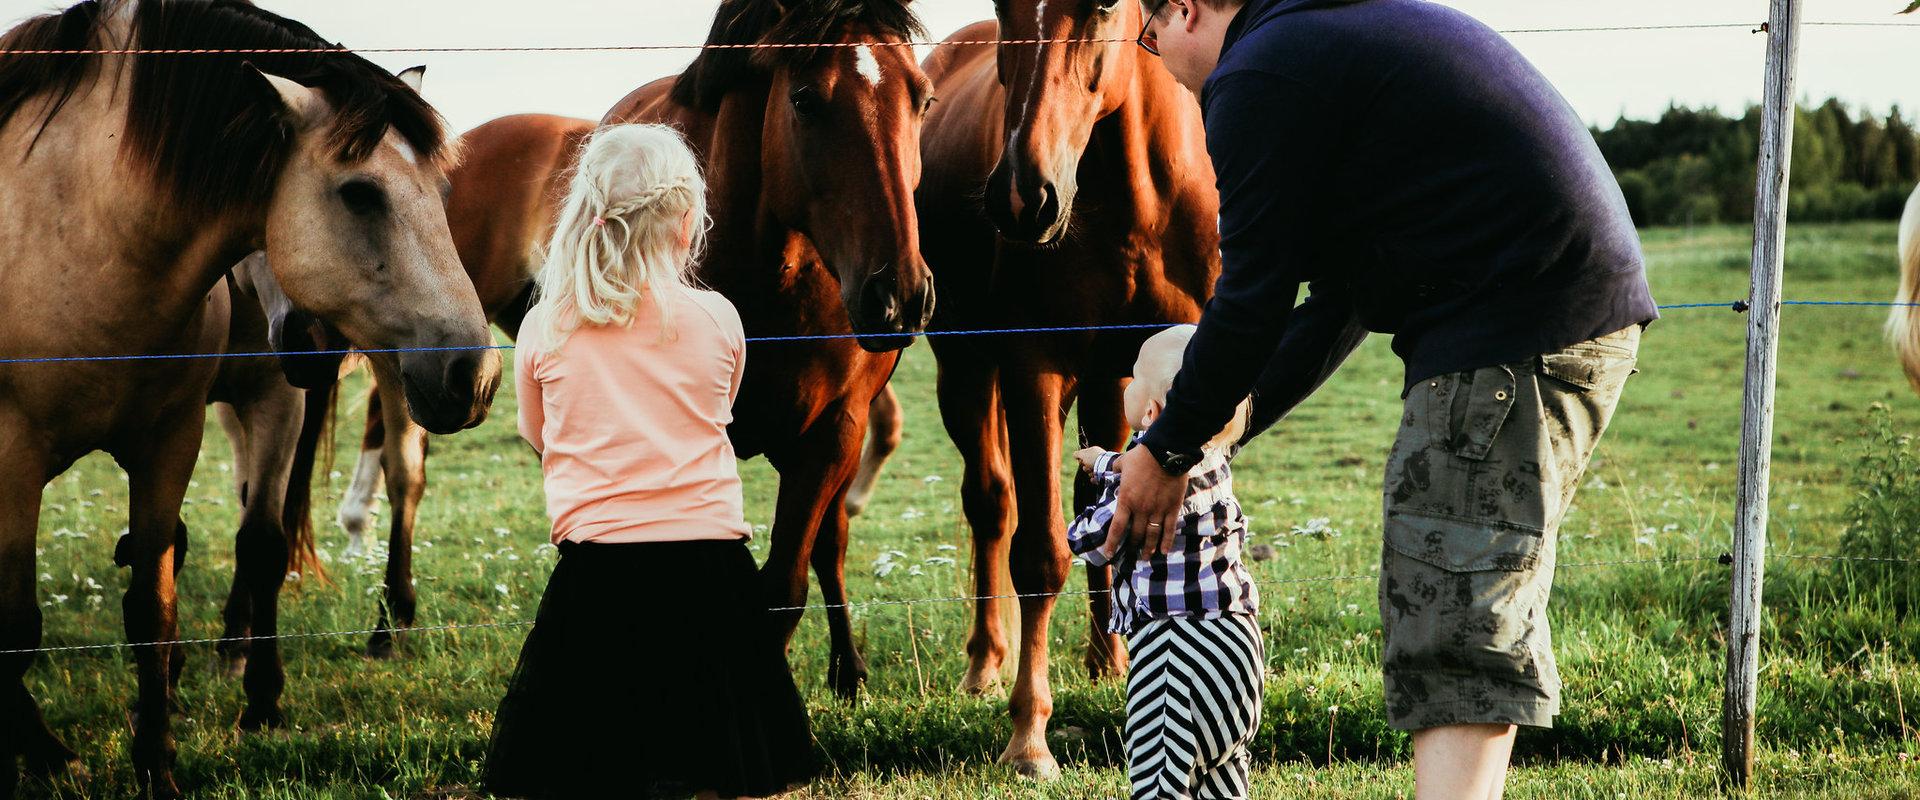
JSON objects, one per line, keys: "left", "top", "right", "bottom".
{"left": 0, "top": 0, "right": 450, "bottom": 217}
{"left": 671, "top": 0, "right": 925, "bottom": 113}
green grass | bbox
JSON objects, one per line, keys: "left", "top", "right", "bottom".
{"left": 19, "top": 222, "right": 1920, "bottom": 797}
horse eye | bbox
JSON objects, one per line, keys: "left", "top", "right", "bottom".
{"left": 337, "top": 180, "right": 386, "bottom": 216}
{"left": 790, "top": 86, "right": 825, "bottom": 119}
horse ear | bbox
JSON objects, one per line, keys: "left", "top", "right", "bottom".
{"left": 243, "top": 64, "right": 318, "bottom": 124}
{"left": 396, "top": 65, "right": 426, "bottom": 94}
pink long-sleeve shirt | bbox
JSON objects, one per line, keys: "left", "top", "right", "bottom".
{"left": 515, "top": 288, "right": 751, "bottom": 544}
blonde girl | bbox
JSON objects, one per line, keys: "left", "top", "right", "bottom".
{"left": 485, "top": 124, "right": 815, "bottom": 800}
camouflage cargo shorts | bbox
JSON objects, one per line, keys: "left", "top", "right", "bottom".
{"left": 1378, "top": 324, "right": 1641, "bottom": 731}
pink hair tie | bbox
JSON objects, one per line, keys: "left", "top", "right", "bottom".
{"left": 591, "top": 216, "right": 607, "bottom": 227}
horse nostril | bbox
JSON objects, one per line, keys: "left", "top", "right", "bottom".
{"left": 1032, "top": 183, "right": 1060, "bottom": 231}
{"left": 864, "top": 276, "right": 900, "bottom": 326}
{"left": 443, "top": 351, "right": 480, "bottom": 401}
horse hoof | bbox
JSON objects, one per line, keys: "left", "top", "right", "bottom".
{"left": 238, "top": 706, "right": 286, "bottom": 732}
{"left": 20, "top": 741, "right": 80, "bottom": 780}
{"left": 142, "top": 775, "right": 184, "bottom": 800}
{"left": 959, "top": 671, "right": 1004, "bottom": 697}
{"left": 1001, "top": 754, "right": 1061, "bottom": 781}
{"left": 1084, "top": 655, "right": 1128, "bottom": 682}
{"left": 828, "top": 669, "right": 867, "bottom": 702}
{"left": 827, "top": 654, "right": 868, "bottom": 702}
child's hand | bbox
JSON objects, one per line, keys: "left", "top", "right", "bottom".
{"left": 1074, "top": 446, "right": 1110, "bottom": 473}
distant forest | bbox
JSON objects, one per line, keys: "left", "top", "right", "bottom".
{"left": 1593, "top": 99, "right": 1919, "bottom": 227}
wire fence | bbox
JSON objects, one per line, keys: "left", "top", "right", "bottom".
{"left": 0, "top": 18, "right": 1911, "bottom": 57}
{"left": 2, "top": 299, "right": 1916, "bottom": 366}
{"left": 6, "top": 11, "right": 1919, "bottom": 788}
{"left": 9, "top": 550, "right": 1909, "bottom": 657}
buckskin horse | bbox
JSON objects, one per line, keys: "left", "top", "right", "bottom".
{"left": 328, "top": 112, "right": 595, "bottom": 657}
{"left": 0, "top": 1, "right": 497, "bottom": 796}
{"left": 916, "top": 2, "right": 1221, "bottom": 777}
{"left": 602, "top": 0, "right": 935, "bottom": 697}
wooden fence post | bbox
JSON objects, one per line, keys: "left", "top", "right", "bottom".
{"left": 1724, "top": 0, "right": 1802, "bottom": 788}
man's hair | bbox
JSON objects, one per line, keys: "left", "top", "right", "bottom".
{"left": 1142, "top": 0, "right": 1246, "bottom": 12}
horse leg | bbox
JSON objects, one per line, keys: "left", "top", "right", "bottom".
{"left": 229, "top": 380, "right": 301, "bottom": 729}
{"left": 996, "top": 366, "right": 1073, "bottom": 780}
{"left": 761, "top": 421, "right": 862, "bottom": 664}
{"left": 1074, "top": 378, "right": 1130, "bottom": 681}
{"left": 336, "top": 387, "right": 385, "bottom": 558}
{"left": 214, "top": 401, "right": 253, "bottom": 678}
{"left": 367, "top": 374, "right": 426, "bottom": 659}
{"left": 808, "top": 414, "right": 870, "bottom": 700}
{"left": 934, "top": 345, "right": 1013, "bottom": 695}
{"left": 843, "top": 384, "right": 902, "bottom": 518}
{"left": 0, "top": 428, "right": 73, "bottom": 796}
{"left": 118, "top": 415, "right": 202, "bottom": 800}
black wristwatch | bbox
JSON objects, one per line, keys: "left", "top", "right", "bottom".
{"left": 1143, "top": 442, "right": 1201, "bottom": 476}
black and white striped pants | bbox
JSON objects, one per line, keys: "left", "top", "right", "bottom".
{"left": 1124, "top": 614, "right": 1266, "bottom": 800}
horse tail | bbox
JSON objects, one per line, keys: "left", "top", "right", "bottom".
{"left": 1888, "top": 184, "right": 1920, "bottom": 397}
{"left": 283, "top": 380, "right": 338, "bottom": 586}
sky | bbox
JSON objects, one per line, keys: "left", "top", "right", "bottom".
{"left": 1, "top": 0, "right": 1916, "bottom": 134}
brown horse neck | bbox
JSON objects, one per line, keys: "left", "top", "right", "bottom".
{"left": 19, "top": 53, "right": 264, "bottom": 333}
{"left": 687, "top": 86, "right": 798, "bottom": 294}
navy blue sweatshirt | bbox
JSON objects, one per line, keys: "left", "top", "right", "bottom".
{"left": 1141, "top": 0, "right": 1659, "bottom": 459}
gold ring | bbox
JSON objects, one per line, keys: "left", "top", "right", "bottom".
{"left": 1146, "top": 522, "right": 1162, "bottom": 529}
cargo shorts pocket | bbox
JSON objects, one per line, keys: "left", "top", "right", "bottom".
{"left": 1384, "top": 509, "right": 1545, "bottom": 573}
{"left": 1444, "top": 365, "right": 1518, "bottom": 462}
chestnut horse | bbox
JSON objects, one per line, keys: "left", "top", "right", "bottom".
{"left": 917, "top": 4, "right": 1221, "bottom": 777}
{"left": 331, "top": 113, "right": 909, "bottom": 658}
{"left": 0, "top": 2, "right": 496, "bottom": 796}
{"left": 604, "top": 0, "right": 935, "bottom": 697}
{"left": 1889, "top": 182, "right": 1920, "bottom": 394}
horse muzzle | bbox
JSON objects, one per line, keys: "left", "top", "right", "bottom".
{"left": 398, "top": 346, "right": 500, "bottom": 434}
{"left": 847, "top": 265, "right": 935, "bottom": 353}
{"left": 985, "top": 160, "right": 1071, "bottom": 246}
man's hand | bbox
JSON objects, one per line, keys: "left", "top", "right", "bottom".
{"left": 1109, "top": 446, "right": 1187, "bottom": 556}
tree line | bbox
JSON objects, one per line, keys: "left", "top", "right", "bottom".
{"left": 1593, "top": 99, "right": 1920, "bottom": 227}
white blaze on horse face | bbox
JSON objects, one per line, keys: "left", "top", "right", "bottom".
{"left": 390, "top": 138, "right": 418, "bottom": 166}
{"left": 855, "top": 45, "right": 883, "bottom": 87}
{"left": 338, "top": 447, "right": 384, "bottom": 555}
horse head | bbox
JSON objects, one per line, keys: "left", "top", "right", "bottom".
{"left": 987, "top": 0, "right": 1144, "bottom": 245}
{"left": 681, "top": 0, "right": 938, "bottom": 351}
{"left": 247, "top": 66, "right": 499, "bottom": 434}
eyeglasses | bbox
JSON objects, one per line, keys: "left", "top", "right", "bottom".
{"left": 1137, "top": 1, "right": 1171, "bottom": 57}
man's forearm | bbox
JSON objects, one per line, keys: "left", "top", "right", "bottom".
{"left": 1242, "top": 289, "right": 1367, "bottom": 442}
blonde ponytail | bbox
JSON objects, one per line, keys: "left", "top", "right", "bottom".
{"left": 533, "top": 124, "right": 711, "bottom": 351}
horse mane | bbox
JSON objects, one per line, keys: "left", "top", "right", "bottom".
{"left": 671, "top": 0, "right": 925, "bottom": 112}
{"left": 0, "top": 0, "right": 450, "bottom": 217}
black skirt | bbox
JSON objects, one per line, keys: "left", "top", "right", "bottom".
{"left": 484, "top": 538, "right": 817, "bottom": 799}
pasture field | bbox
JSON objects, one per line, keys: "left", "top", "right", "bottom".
{"left": 19, "top": 222, "right": 1920, "bottom": 798}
